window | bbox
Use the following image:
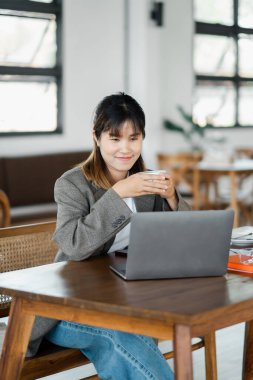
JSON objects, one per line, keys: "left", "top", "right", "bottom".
{"left": 0, "top": 0, "right": 62, "bottom": 135}
{"left": 193, "top": 0, "right": 253, "bottom": 128}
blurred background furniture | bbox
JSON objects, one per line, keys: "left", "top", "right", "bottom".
{"left": 157, "top": 151, "right": 253, "bottom": 226}
{"left": 0, "top": 151, "right": 90, "bottom": 225}
{"left": 234, "top": 147, "right": 253, "bottom": 160}
{"left": 193, "top": 161, "right": 253, "bottom": 227}
{"left": 0, "top": 221, "right": 98, "bottom": 380}
{"left": 0, "top": 191, "right": 10, "bottom": 228}
{"left": 157, "top": 152, "right": 203, "bottom": 206}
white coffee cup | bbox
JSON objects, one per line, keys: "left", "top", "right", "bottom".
{"left": 142, "top": 170, "right": 167, "bottom": 175}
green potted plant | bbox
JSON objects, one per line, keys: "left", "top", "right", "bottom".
{"left": 163, "top": 106, "right": 216, "bottom": 151}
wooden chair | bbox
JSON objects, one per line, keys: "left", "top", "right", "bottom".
{"left": 0, "top": 221, "right": 98, "bottom": 380}
{"left": 234, "top": 147, "right": 253, "bottom": 160}
{"left": 0, "top": 222, "right": 217, "bottom": 379}
{"left": 194, "top": 166, "right": 253, "bottom": 225}
{"left": 233, "top": 148, "right": 253, "bottom": 224}
{"left": 0, "top": 190, "right": 11, "bottom": 228}
{"left": 157, "top": 152, "right": 203, "bottom": 205}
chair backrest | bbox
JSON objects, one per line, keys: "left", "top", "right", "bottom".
{"left": 157, "top": 152, "right": 202, "bottom": 195}
{"left": 0, "top": 221, "right": 57, "bottom": 273}
{"left": 0, "top": 221, "right": 57, "bottom": 317}
{"left": 235, "top": 147, "right": 253, "bottom": 159}
{"left": 157, "top": 152, "right": 202, "bottom": 170}
{"left": 0, "top": 190, "right": 11, "bottom": 228}
{"left": 0, "top": 220, "right": 100, "bottom": 379}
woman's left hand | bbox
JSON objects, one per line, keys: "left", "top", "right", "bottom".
{"left": 155, "top": 173, "right": 178, "bottom": 210}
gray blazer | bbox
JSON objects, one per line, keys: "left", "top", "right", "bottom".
{"left": 27, "top": 167, "right": 191, "bottom": 357}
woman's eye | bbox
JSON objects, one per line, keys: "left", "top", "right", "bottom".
{"left": 110, "top": 138, "right": 119, "bottom": 141}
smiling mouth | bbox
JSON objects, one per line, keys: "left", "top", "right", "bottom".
{"left": 116, "top": 156, "right": 133, "bottom": 160}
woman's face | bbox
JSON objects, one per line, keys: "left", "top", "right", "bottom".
{"left": 96, "top": 121, "right": 143, "bottom": 182}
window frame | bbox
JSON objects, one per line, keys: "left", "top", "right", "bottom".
{"left": 0, "top": 0, "right": 62, "bottom": 136}
{"left": 194, "top": 0, "right": 253, "bottom": 129}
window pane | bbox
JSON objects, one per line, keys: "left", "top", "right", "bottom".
{"left": 193, "top": 81, "right": 235, "bottom": 127}
{"left": 0, "top": 12, "right": 56, "bottom": 68}
{"left": 0, "top": 76, "right": 57, "bottom": 132}
{"left": 239, "top": 83, "right": 253, "bottom": 126}
{"left": 239, "top": 0, "right": 253, "bottom": 28}
{"left": 194, "top": 35, "right": 236, "bottom": 76}
{"left": 239, "top": 34, "right": 253, "bottom": 77}
{"left": 194, "top": 0, "right": 233, "bottom": 25}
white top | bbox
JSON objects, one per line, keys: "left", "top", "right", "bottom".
{"left": 108, "top": 197, "right": 136, "bottom": 253}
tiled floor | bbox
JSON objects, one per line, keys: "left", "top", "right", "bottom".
{"left": 1, "top": 321, "right": 244, "bottom": 379}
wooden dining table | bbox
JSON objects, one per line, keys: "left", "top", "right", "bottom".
{"left": 1, "top": 254, "right": 253, "bottom": 379}
{"left": 193, "top": 160, "right": 253, "bottom": 227}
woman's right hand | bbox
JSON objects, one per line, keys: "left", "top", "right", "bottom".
{"left": 112, "top": 172, "right": 169, "bottom": 198}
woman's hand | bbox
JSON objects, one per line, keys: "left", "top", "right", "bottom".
{"left": 161, "top": 174, "right": 178, "bottom": 211}
{"left": 112, "top": 172, "right": 178, "bottom": 209}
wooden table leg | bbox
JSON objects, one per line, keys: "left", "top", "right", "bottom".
{"left": 193, "top": 167, "right": 200, "bottom": 210}
{"left": 243, "top": 320, "right": 253, "bottom": 379}
{"left": 174, "top": 324, "right": 193, "bottom": 380}
{"left": 204, "top": 332, "right": 217, "bottom": 380}
{"left": 204, "top": 177, "right": 211, "bottom": 209}
{"left": 230, "top": 171, "right": 239, "bottom": 227}
{"left": 0, "top": 298, "right": 35, "bottom": 380}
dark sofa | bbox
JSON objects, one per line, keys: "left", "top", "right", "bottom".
{"left": 0, "top": 151, "right": 90, "bottom": 224}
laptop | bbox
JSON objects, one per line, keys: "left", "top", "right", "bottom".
{"left": 109, "top": 209, "right": 234, "bottom": 280}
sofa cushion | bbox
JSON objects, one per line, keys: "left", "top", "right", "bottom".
{"left": 11, "top": 203, "right": 57, "bottom": 223}
{"left": 3, "top": 151, "right": 90, "bottom": 206}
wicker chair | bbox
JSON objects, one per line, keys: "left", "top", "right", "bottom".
{"left": 0, "top": 222, "right": 217, "bottom": 379}
{"left": 0, "top": 190, "right": 11, "bottom": 228}
{"left": 0, "top": 221, "right": 98, "bottom": 380}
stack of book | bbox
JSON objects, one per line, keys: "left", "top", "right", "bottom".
{"left": 228, "top": 253, "right": 253, "bottom": 274}
{"left": 228, "top": 226, "right": 253, "bottom": 275}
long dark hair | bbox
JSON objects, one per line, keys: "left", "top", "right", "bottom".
{"left": 82, "top": 92, "right": 146, "bottom": 188}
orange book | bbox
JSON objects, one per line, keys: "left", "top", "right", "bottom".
{"left": 228, "top": 254, "right": 253, "bottom": 274}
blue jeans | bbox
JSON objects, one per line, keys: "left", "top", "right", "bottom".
{"left": 46, "top": 320, "right": 174, "bottom": 380}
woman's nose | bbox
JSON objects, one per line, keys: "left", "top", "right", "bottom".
{"left": 119, "top": 140, "right": 131, "bottom": 152}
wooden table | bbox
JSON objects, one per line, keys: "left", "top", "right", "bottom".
{"left": 193, "top": 161, "right": 253, "bottom": 227}
{"left": 1, "top": 255, "right": 253, "bottom": 379}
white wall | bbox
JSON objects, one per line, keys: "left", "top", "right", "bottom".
{"left": 159, "top": 0, "right": 195, "bottom": 154}
{"left": 127, "top": 0, "right": 196, "bottom": 168}
{"left": 127, "top": 0, "right": 163, "bottom": 169}
{"left": 0, "top": 0, "right": 125, "bottom": 156}
{"left": 0, "top": 0, "right": 252, "bottom": 163}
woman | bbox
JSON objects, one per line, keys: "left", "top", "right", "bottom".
{"left": 28, "top": 93, "right": 190, "bottom": 379}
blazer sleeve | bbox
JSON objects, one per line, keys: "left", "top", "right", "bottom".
{"left": 53, "top": 177, "right": 132, "bottom": 260}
